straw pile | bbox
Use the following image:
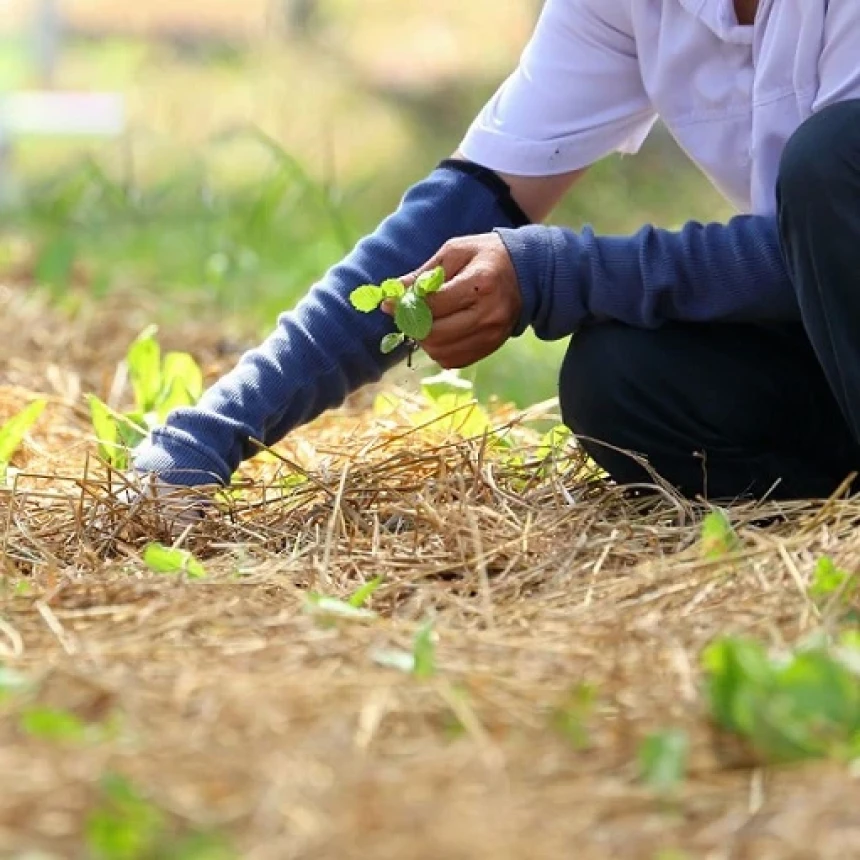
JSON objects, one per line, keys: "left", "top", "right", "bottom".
{"left": 2, "top": 283, "right": 860, "bottom": 859}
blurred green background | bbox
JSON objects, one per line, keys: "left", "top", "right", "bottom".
{"left": 0, "top": 0, "right": 733, "bottom": 406}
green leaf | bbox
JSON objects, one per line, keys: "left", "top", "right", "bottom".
{"left": 0, "top": 399, "right": 46, "bottom": 482}
{"left": 88, "top": 395, "right": 127, "bottom": 470}
{"left": 143, "top": 543, "right": 207, "bottom": 579}
{"left": 638, "top": 729, "right": 688, "bottom": 793}
{"left": 413, "top": 266, "right": 445, "bottom": 297}
{"left": 537, "top": 424, "right": 572, "bottom": 460}
{"left": 304, "top": 593, "right": 377, "bottom": 620}
{"left": 702, "top": 637, "right": 772, "bottom": 733}
{"left": 159, "top": 351, "right": 204, "bottom": 414}
{"left": 551, "top": 683, "right": 596, "bottom": 750}
{"left": 810, "top": 556, "right": 856, "bottom": 604}
{"left": 349, "top": 284, "right": 385, "bottom": 313}
{"left": 126, "top": 326, "right": 162, "bottom": 414}
{"left": 412, "top": 620, "right": 436, "bottom": 679}
{"left": 380, "top": 332, "right": 406, "bottom": 354}
{"left": 395, "top": 291, "right": 433, "bottom": 341}
{"left": 348, "top": 577, "right": 383, "bottom": 608}
{"left": 420, "top": 370, "right": 473, "bottom": 402}
{"left": 700, "top": 509, "right": 738, "bottom": 559}
{"left": 702, "top": 636, "right": 860, "bottom": 764}
{"left": 380, "top": 278, "right": 406, "bottom": 300}
{"left": 86, "top": 773, "right": 165, "bottom": 860}
{"left": 20, "top": 706, "right": 87, "bottom": 742}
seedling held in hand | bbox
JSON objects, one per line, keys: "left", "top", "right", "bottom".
{"left": 350, "top": 266, "right": 446, "bottom": 356}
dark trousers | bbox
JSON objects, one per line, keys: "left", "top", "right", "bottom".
{"left": 559, "top": 100, "right": 860, "bottom": 501}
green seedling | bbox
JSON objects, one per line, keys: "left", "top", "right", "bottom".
{"left": 551, "top": 682, "right": 596, "bottom": 751}
{"left": 143, "top": 542, "right": 207, "bottom": 579}
{"left": 700, "top": 509, "right": 739, "bottom": 559}
{"left": 348, "top": 576, "right": 383, "bottom": 608}
{"left": 370, "top": 620, "right": 438, "bottom": 678}
{"left": 703, "top": 635, "right": 860, "bottom": 764}
{"left": 89, "top": 327, "right": 204, "bottom": 468}
{"left": 86, "top": 772, "right": 234, "bottom": 860}
{"left": 304, "top": 592, "right": 377, "bottom": 621}
{"left": 350, "top": 266, "right": 446, "bottom": 354}
{"left": 86, "top": 773, "right": 166, "bottom": 860}
{"left": 637, "top": 729, "right": 689, "bottom": 794}
{"left": 412, "top": 620, "right": 437, "bottom": 679}
{"left": 810, "top": 556, "right": 857, "bottom": 607}
{"left": 20, "top": 706, "right": 88, "bottom": 743}
{"left": 0, "top": 399, "right": 47, "bottom": 484}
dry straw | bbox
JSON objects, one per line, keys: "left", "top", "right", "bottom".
{"left": 2, "top": 285, "right": 860, "bottom": 858}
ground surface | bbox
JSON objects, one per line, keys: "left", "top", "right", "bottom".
{"left": 3, "top": 286, "right": 860, "bottom": 859}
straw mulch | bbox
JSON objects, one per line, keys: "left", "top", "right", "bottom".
{"left": 3, "top": 284, "right": 860, "bottom": 860}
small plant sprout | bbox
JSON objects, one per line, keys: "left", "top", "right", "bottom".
{"left": 143, "top": 542, "right": 207, "bottom": 579}
{"left": 350, "top": 266, "right": 446, "bottom": 354}
{"left": 809, "top": 556, "right": 857, "bottom": 608}
{"left": 412, "top": 620, "right": 437, "bottom": 679}
{"left": 702, "top": 635, "right": 860, "bottom": 764}
{"left": 85, "top": 772, "right": 235, "bottom": 860}
{"left": 0, "top": 399, "right": 47, "bottom": 484}
{"left": 370, "top": 620, "right": 438, "bottom": 678}
{"left": 551, "top": 682, "right": 596, "bottom": 750}
{"left": 637, "top": 729, "right": 689, "bottom": 794}
{"left": 348, "top": 576, "right": 384, "bottom": 608}
{"left": 89, "top": 327, "right": 204, "bottom": 469}
{"left": 304, "top": 592, "right": 377, "bottom": 622}
{"left": 700, "top": 509, "right": 739, "bottom": 560}
{"left": 20, "top": 706, "right": 88, "bottom": 743}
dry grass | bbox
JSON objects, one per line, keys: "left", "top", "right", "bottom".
{"left": 3, "top": 283, "right": 860, "bottom": 859}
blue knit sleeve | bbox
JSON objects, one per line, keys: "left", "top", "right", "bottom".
{"left": 132, "top": 162, "right": 528, "bottom": 486}
{"left": 498, "top": 215, "right": 800, "bottom": 341}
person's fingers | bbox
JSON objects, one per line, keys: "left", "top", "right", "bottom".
{"left": 401, "top": 238, "right": 474, "bottom": 288}
{"left": 421, "top": 307, "right": 481, "bottom": 350}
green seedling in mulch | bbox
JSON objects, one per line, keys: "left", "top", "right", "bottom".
{"left": 19, "top": 706, "right": 89, "bottom": 743}
{"left": 350, "top": 266, "right": 445, "bottom": 355}
{"left": 143, "top": 542, "right": 207, "bottom": 579}
{"left": 700, "top": 509, "right": 739, "bottom": 560}
{"left": 18, "top": 703, "right": 122, "bottom": 745}
{"left": 810, "top": 556, "right": 857, "bottom": 609}
{"left": 86, "top": 772, "right": 235, "bottom": 860}
{"left": 89, "top": 326, "right": 204, "bottom": 469}
{"left": 703, "top": 634, "right": 860, "bottom": 764}
{"left": 0, "top": 399, "right": 47, "bottom": 485}
{"left": 348, "top": 576, "right": 384, "bottom": 608}
{"left": 536, "top": 424, "right": 573, "bottom": 478}
{"left": 371, "top": 620, "right": 438, "bottom": 678}
{"left": 304, "top": 592, "right": 378, "bottom": 622}
{"left": 551, "top": 682, "right": 596, "bottom": 751}
{"left": 637, "top": 729, "right": 689, "bottom": 794}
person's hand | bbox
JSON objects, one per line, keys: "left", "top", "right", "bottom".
{"left": 384, "top": 233, "right": 522, "bottom": 369}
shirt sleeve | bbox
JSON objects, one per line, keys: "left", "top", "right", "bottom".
{"left": 813, "top": 0, "right": 860, "bottom": 110}
{"left": 459, "top": 0, "right": 656, "bottom": 177}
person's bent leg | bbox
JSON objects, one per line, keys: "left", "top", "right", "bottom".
{"left": 778, "top": 99, "right": 860, "bottom": 441}
{"left": 558, "top": 322, "right": 860, "bottom": 500}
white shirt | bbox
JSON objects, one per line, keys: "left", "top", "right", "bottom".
{"left": 459, "top": 0, "right": 860, "bottom": 215}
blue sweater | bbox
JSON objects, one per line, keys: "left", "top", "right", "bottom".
{"left": 133, "top": 165, "right": 800, "bottom": 487}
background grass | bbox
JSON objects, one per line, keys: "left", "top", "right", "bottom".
{"left": 0, "top": 2, "right": 733, "bottom": 406}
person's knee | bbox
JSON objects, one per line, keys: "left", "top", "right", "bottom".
{"left": 778, "top": 100, "right": 860, "bottom": 212}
